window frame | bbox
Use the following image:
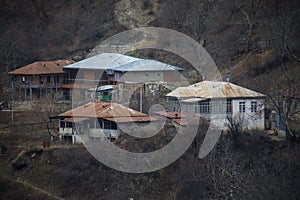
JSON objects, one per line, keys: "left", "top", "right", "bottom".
{"left": 226, "top": 99, "right": 232, "bottom": 113}
{"left": 239, "top": 101, "right": 246, "bottom": 113}
{"left": 251, "top": 101, "right": 257, "bottom": 113}
{"left": 199, "top": 99, "right": 210, "bottom": 114}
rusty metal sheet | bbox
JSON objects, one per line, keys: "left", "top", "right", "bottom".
{"left": 59, "top": 102, "right": 148, "bottom": 119}
{"left": 104, "top": 116, "right": 157, "bottom": 123}
{"left": 62, "top": 117, "right": 88, "bottom": 123}
{"left": 155, "top": 111, "right": 206, "bottom": 126}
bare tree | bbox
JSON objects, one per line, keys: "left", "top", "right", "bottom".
{"left": 267, "top": 82, "right": 299, "bottom": 141}
{"left": 226, "top": 114, "right": 247, "bottom": 139}
{"left": 269, "top": 0, "right": 300, "bottom": 62}
{"left": 30, "top": 89, "right": 69, "bottom": 137}
{"left": 31, "top": 0, "right": 50, "bottom": 24}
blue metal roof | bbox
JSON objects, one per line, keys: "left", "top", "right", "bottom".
{"left": 64, "top": 53, "right": 142, "bottom": 70}
{"left": 63, "top": 53, "right": 183, "bottom": 72}
{"left": 108, "top": 59, "right": 183, "bottom": 72}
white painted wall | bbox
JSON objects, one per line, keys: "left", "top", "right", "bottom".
{"left": 208, "top": 98, "right": 265, "bottom": 130}
{"left": 231, "top": 98, "right": 265, "bottom": 130}
{"left": 116, "top": 71, "right": 165, "bottom": 82}
{"left": 115, "top": 71, "right": 184, "bottom": 83}
{"left": 175, "top": 98, "right": 265, "bottom": 130}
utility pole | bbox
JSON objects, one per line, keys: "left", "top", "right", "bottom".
{"left": 11, "top": 81, "right": 14, "bottom": 125}
{"left": 30, "top": 79, "right": 32, "bottom": 100}
{"left": 140, "top": 85, "right": 143, "bottom": 112}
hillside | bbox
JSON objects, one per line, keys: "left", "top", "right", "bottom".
{"left": 0, "top": 116, "right": 300, "bottom": 199}
{"left": 0, "top": 0, "right": 299, "bottom": 92}
{"left": 0, "top": 1, "right": 300, "bottom": 199}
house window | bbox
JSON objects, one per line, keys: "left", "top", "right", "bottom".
{"left": 47, "top": 76, "right": 51, "bottom": 83}
{"left": 199, "top": 100, "right": 210, "bottom": 113}
{"left": 239, "top": 101, "right": 246, "bottom": 113}
{"left": 66, "top": 122, "right": 72, "bottom": 128}
{"left": 226, "top": 99, "right": 232, "bottom": 113}
{"left": 60, "top": 121, "right": 72, "bottom": 128}
{"left": 251, "top": 101, "right": 257, "bottom": 113}
{"left": 104, "top": 121, "right": 111, "bottom": 129}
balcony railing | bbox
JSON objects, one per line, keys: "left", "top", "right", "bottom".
{"left": 59, "top": 127, "right": 73, "bottom": 135}
{"left": 63, "top": 79, "right": 111, "bottom": 85}
{"left": 14, "top": 82, "right": 63, "bottom": 89}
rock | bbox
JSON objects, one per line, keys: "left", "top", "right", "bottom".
{"left": 11, "top": 150, "right": 30, "bottom": 170}
{"left": 12, "top": 156, "right": 29, "bottom": 170}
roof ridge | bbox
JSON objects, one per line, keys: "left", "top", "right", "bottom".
{"left": 167, "top": 81, "right": 265, "bottom": 98}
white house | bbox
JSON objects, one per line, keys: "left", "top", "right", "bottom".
{"left": 166, "top": 81, "right": 266, "bottom": 130}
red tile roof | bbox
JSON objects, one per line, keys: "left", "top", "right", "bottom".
{"left": 9, "top": 60, "right": 74, "bottom": 75}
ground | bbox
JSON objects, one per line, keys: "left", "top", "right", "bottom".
{"left": 1, "top": 111, "right": 300, "bottom": 199}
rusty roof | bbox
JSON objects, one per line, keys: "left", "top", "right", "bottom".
{"left": 105, "top": 116, "right": 157, "bottom": 123}
{"left": 63, "top": 117, "right": 88, "bottom": 123}
{"left": 155, "top": 111, "right": 206, "bottom": 126}
{"left": 9, "top": 60, "right": 74, "bottom": 75}
{"left": 166, "top": 81, "right": 265, "bottom": 99}
{"left": 59, "top": 102, "right": 152, "bottom": 122}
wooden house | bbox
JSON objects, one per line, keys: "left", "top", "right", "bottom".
{"left": 9, "top": 60, "right": 73, "bottom": 101}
